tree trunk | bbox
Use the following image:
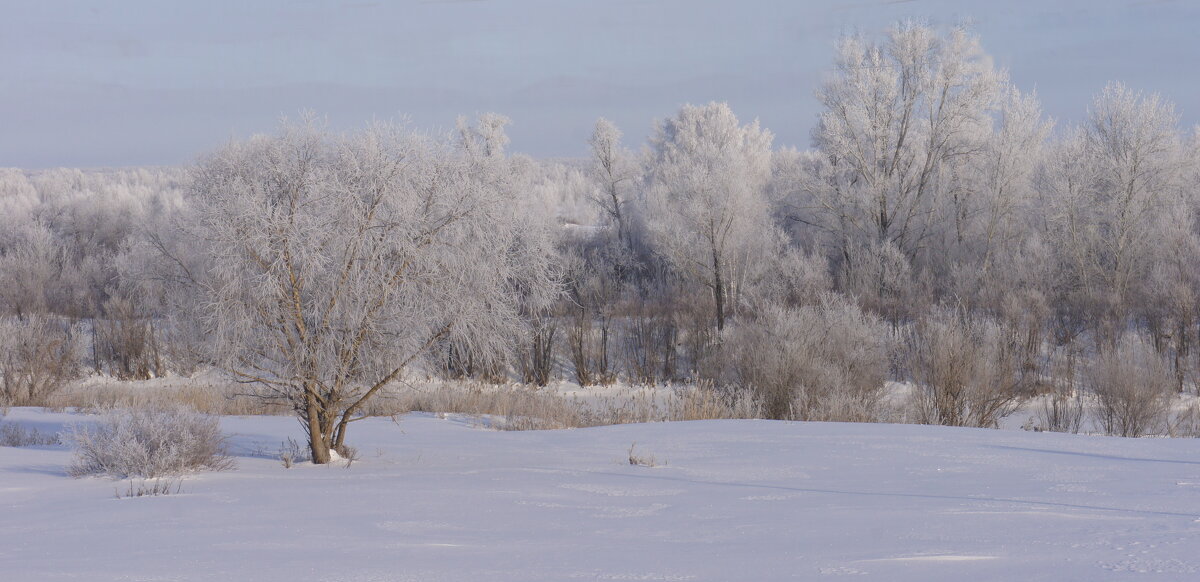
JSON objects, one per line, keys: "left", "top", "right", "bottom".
{"left": 1176, "top": 319, "right": 1187, "bottom": 393}
{"left": 712, "top": 246, "right": 725, "bottom": 332}
{"left": 304, "top": 390, "right": 332, "bottom": 464}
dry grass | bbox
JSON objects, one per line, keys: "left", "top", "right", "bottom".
{"left": 47, "top": 380, "right": 292, "bottom": 416}
{"left": 383, "top": 380, "right": 762, "bottom": 430}
{"left": 627, "top": 442, "right": 660, "bottom": 467}
{"left": 43, "top": 373, "right": 764, "bottom": 433}
{"left": 29, "top": 372, "right": 1200, "bottom": 439}
{"left": 114, "top": 478, "right": 184, "bottom": 499}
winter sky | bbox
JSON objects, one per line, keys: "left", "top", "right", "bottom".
{"left": 3, "top": 0, "right": 1198, "bottom": 168}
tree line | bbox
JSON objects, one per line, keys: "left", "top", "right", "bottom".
{"left": 3, "top": 22, "right": 1198, "bottom": 460}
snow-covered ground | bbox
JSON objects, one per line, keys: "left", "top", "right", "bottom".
{"left": 3, "top": 408, "right": 1199, "bottom": 581}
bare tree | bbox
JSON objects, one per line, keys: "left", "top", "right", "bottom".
{"left": 182, "top": 117, "right": 558, "bottom": 463}
{"left": 1138, "top": 217, "right": 1200, "bottom": 390}
{"left": 1088, "top": 84, "right": 1184, "bottom": 331}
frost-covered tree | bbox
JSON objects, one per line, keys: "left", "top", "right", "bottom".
{"left": 1140, "top": 214, "right": 1200, "bottom": 389}
{"left": 642, "top": 102, "right": 780, "bottom": 331}
{"left": 942, "top": 86, "right": 1051, "bottom": 325}
{"left": 182, "top": 117, "right": 558, "bottom": 463}
{"left": 0, "top": 222, "right": 63, "bottom": 321}
{"left": 588, "top": 118, "right": 638, "bottom": 247}
{"left": 957, "top": 87, "right": 1051, "bottom": 272}
{"left": 1083, "top": 84, "right": 1185, "bottom": 314}
{"left": 1038, "top": 83, "right": 1187, "bottom": 342}
{"left": 804, "top": 22, "right": 1004, "bottom": 302}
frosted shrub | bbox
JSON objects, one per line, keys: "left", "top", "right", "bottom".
{"left": 1087, "top": 334, "right": 1171, "bottom": 437}
{"left": 715, "top": 293, "right": 891, "bottom": 421}
{"left": 66, "top": 406, "right": 233, "bottom": 478}
{"left": 1167, "top": 403, "right": 1200, "bottom": 438}
{"left": 0, "top": 421, "right": 60, "bottom": 447}
{"left": 837, "top": 241, "right": 920, "bottom": 322}
{"left": 0, "top": 316, "right": 78, "bottom": 407}
{"left": 905, "top": 307, "right": 1027, "bottom": 428}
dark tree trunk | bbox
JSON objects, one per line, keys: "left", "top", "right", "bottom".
{"left": 304, "top": 389, "right": 332, "bottom": 464}
{"left": 712, "top": 247, "right": 725, "bottom": 332}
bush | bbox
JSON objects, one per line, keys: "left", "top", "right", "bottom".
{"left": 1087, "top": 334, "right": 1171, "bottom": 437}
{"left": 837, "top": 241, "right": 922, "bottom": 322}
{"left": 905, "top": 306, "right": 1028, "bottom": 428}
{"left": 0, "top": 421, "right": 60, "bottom": 447}
{"left": 0, "top": 316, "right": 78, "bottom": 407}
{"left": 1036, "top": 347, "right": 1084, "bottom": 434}
{"left": 66, "top": 405, "right": 233, "bottom": 478}
{"left": 1167, "top": 403, "right": 1200, "bottom": 438}
{"left": 94, "top": 295, "right": 164, "bottom": 381}
{"left": 712, "top": 293, "right": 891, "bottom": 421}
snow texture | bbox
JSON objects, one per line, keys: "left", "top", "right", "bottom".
{"left": 2, "top": 408, "right": 1199, "bottom": 580}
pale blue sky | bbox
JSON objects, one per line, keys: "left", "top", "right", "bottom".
{"left": 3, "top": 0, "right": 1198, "bottom": 168}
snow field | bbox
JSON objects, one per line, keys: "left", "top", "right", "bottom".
{"left": 2, "top": 408, "right": 1199, "bottom": 580}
